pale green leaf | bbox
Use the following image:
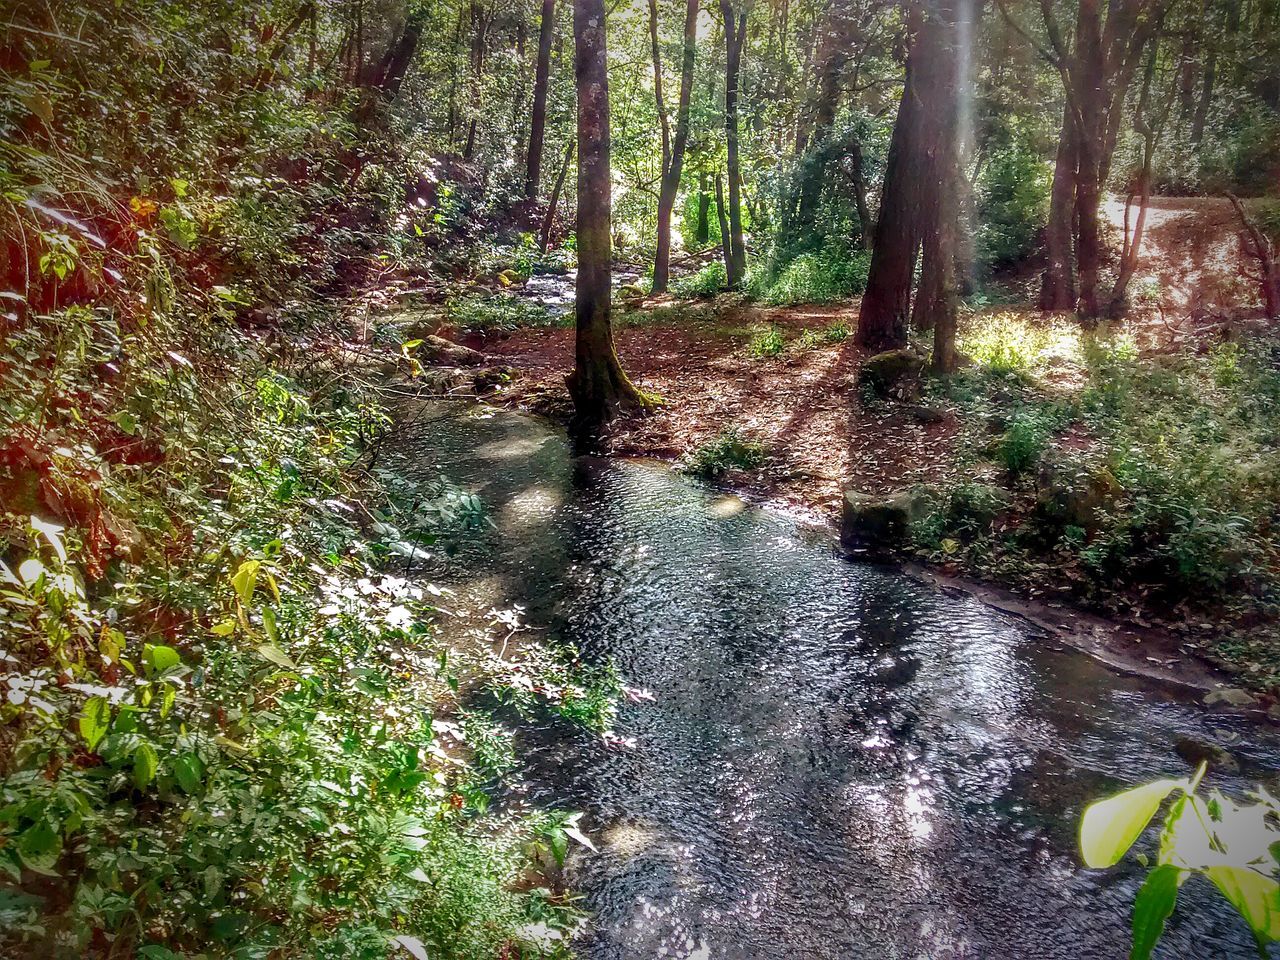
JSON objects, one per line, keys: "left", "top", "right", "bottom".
{"left": 1206, "top": 866, "right": 1280, "bottom": 942}
{"left": 230, "top": 559, "right": 261, "bottom": 605}
{"left": 133, "top": 742, "right": 159, "bottom": 789}
{"left": 174, "top": 753, "right": 203, "bottom": 794}
{"left": 144, "top": 643, "right": 181, "bottom": 674}
{"left": 256, "top": 643, "right": 297, "bottom": 670}
{"left": 1081, "top": 779, "right": 1182, "bottom": 868}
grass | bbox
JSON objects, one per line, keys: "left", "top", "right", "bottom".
{"left": 683, "top": 429, "right": 766, "bottom": 478}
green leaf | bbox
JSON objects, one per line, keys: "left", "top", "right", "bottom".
{"left": 144, "top": 643, "right": 181, "bottom": 674}
{"left": 1081, "top": 779, "right": 1181, "bottom": 868}
{"left": 262, "top": 606, "right": 278, "bottom": 643}
{"left": 174, "top": 753, "right": 203, "bottom": 794}
{"left": 230, "top": 559, "right": 261, "bottom": 604}
{"left": 16, "top": 823, "right": 61, "bottom": 875}
{"left": 1206, "top": 866, "right": 1280, "bottom": 942}
{"left": 1130, "top": 864, "right": 1185, "bottom": 960}
{"left": 133, "top": 742, "right": 159, "bottom": 789}
{"left": 78, "top": 696, "right": 111, "bottom": 751}
{"left": 256, "top": 643, "right": 297, "bottom": 670}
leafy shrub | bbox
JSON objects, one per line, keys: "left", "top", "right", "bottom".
{"left": 747, "top": 325, "right": 786, "bottom": 358}
{"left": 683, "top": 429, "right": 766, "bottom": 477}
{"left": 997, "top": 408, "right": 1053, "bottom": 474}
{"left": 976, "top": 136, "right": 1051, "bottom": 271}
{"left": 446, "top": 293, "right": 563, "bottom": 331}
{"left": 673, "top": 260, "right": 727, "bottom": 298}
{"left": 750, "top": 246, "right": 871, "bottom": 306}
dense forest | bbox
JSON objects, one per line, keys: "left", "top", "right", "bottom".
{"left": 2, "top": 0, "right": 1280, "bottom": 957}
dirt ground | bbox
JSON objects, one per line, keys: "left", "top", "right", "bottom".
{"left": 442, "top": 196, "right": 1267, "bottom": 521}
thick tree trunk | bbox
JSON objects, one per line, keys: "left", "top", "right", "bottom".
{"left": 526, "top": 0, "right": 557, "bottom": 198}
{"left": 651, "top": 0, "right": 700, "bottom": 294}
{"left": 568, "top": 0, "right": 647, "bottom": 427}
{"left": 540, "top": 139, "right": 575, "bottom": 252}
{"left": 857, "top": 3, "right": 928, "bottom": 349}
{"left": 720, "top": 1, "right": 749, "bottom": 287}
{"left": 1040, "top": 103, "right": 1078, "bottom": 310}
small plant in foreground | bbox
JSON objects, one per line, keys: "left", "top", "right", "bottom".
{"left": 683, "top": 429, "right": 766, "bottom": 478}
{"left": 996, "top": 408, "right": 1052, "bottom": 475}
{"left": 1080, "top": 763, "right": 1280, "bottom": 958}
{"left": 747, "top": 325, "right": 786, "bottom": 359}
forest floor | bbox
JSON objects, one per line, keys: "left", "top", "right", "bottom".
{"left": 403, "top": 195, "right": 1280, "bottom": 699}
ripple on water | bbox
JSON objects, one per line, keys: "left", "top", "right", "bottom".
{"left": 387, "top": 402, "right": 1280, "bottom": 960}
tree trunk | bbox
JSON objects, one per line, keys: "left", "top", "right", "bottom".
{"left": 463, "top": 2, "right": 490, "bottom": 161}
{"left": 720, "top": 1, "right": 748, "bottom": 287}
{"left": 1040, "top": 104, "right": 1079, "bottom": 310}
{"left": 696, "top": 171, "right": 711, "bottom": 244}
{"left": 651, "top": 0, "right": 700, "bottom": 293}
{"left": 857, "top": 2, "right": 929, "bottom": 350}
{"left": 568, "top": 0, "right": 648, "bottom": 427}
{"left": 1228, "top": 194, "right": 1280, "bottom": 318}
{"left": 540, "top": 139, "right": 575, "bottom": 252}
{"left": 526, "top": 0, "right": 557, "bottom": 198}
{"left": 715, "top": 172, "right": 732, "bottom": 276}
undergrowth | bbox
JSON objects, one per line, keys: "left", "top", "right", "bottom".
{"left": 682, "top": 430, "right": 767, "bottom": 478}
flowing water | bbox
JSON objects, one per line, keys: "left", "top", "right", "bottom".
{"left": 388, "top": 401, "right": 1280, "bottom": 960}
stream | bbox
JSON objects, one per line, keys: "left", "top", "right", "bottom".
{"left": 387, "top": 401, "right": 1280, "bottom": 960}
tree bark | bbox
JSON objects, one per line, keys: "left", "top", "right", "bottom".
{"left": 463, "top": 2, "right": 491, "bottom": 161}
{"left": 568, "top": 0, "right": 648, "bottom": 427}
{"left": 720, "top": 1, "right": 748, "bottom": 287}
{"left": 696, "top": 171, "right": 711, "bottom": 244}
{"left": 715, "top": 172, "right": 732, "bottom": 277}
{"left": 651, "top": 0, "right": 700, "bottom": 293}
{"left": 526, "top": 0, "right": 557, "bottom": 197}
{"left": 1228, "top": 194, "right": 1280, "bottom": 318}
{"left": 1040, "top": 102, "right": 1078, "bottom": 310}
{"left": 857, "top": 1, "right": 929, "bottom": 349}
{"left": 540, "top": 139, "right": 575, "bottom": 252}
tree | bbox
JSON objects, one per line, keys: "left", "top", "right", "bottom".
{"left": 650, "top": 0, "right": 701, "bottom": 294}
{"left": 1005, "top": 0, "right": 1172, "bottom": 317}
{"left": 719, "top": 0, "right": 749, "bottom": 288}
{"left": 568, "top": 0, "right": 650, "bottom": 427}
{"left": 857, "top": 1, "right": 928, "bottom": 349}
{"left": 526, "top": 0, "right": 557, "bottom": 198}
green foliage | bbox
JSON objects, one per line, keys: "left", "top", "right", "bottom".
{"left": 746, "top": 325, "right": 787, "bottom": 359}
{"left": 683, "top": 430, "right": 767, "bottom": 478}
{"left": 446, "top": 293, "right": 565, "bottom": 331}
{"left": 673, "top": 261, "right": 728, "bottom": 298}
{"left": 748, "top": 245, "right": 871, "bottom": 306}
{"left": 996, "top": 408, "right": 1054, "bottom": 475}
{"left": 976, "top": 135, "right": 1051, "bottom": 271}
{"left": 960, "top": 313, "right": 1079, "bottom": 377}
{"left": 1080, "top": 765, "right": 1280, "bottom": 958}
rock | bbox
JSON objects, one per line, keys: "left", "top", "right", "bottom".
{"left": 1174, "top": 735, "right": 1240, "bottom": 772}
{"left": 1204, "top": 687, "right": 1258, "bottom": 708}
{"left": 841, "top": 485, "right": 936, "bottom": 552}
{"left": 859, "top": 348, "right": 926, "bottom": 399}
{"left": 618, "top": 283, "right": 648, "bottom": 300}
{"left": 949, "top": 483, "right": 1011, "bottom": 528}
{"left": 907, "top": 403, "right": 950, "bottom": 424}
{"left": 1035, "top": 455, "right": 1121, "bottom": 530}
{"left": 412, "top": 334, "right": 486, "bottom": 367}
{"left": 473, "top": 366, "right": 513, "bottom": 392}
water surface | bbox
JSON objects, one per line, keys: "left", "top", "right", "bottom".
{"left": 389, "top": 402, "right": 1280, "bottom": 960}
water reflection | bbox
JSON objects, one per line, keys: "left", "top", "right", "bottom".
{"left": 387, "top": 402, "right": 1280, "bottom": 960}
